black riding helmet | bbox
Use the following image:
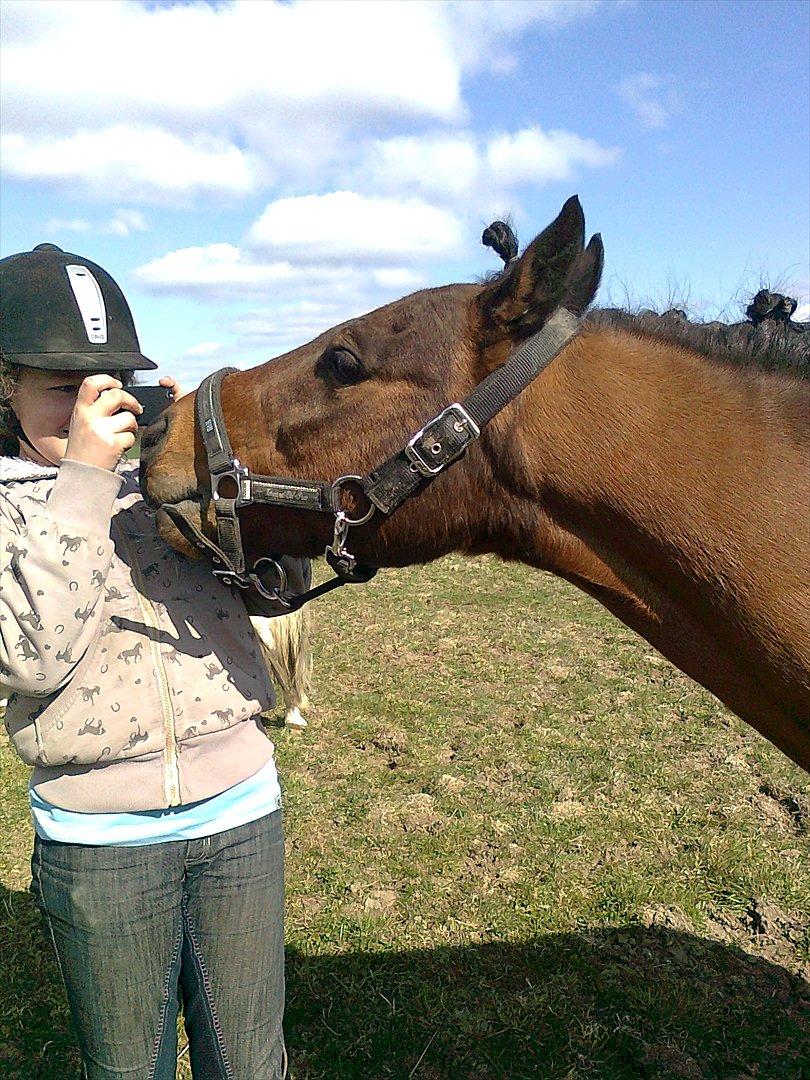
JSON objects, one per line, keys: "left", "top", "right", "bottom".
{"left": 0, "top": 243, "right": 156, "bottom": 371}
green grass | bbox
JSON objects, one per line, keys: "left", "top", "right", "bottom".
{"left": 1, "top": 556, "right": 808, "bottom": 1078}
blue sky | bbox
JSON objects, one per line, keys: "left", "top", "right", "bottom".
{"left": 2, "top": 0, "right": 808, "bottom": 388}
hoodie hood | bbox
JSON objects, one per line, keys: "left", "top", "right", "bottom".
{"left": 0, "top": 456, "right": 58, "bottom": 483}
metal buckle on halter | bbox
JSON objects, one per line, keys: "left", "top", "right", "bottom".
{"left": 403, "top": 403, "right": 481, "bottom": 477}
{"left": 211, "top": 458, "right": 251, "bottom": 505}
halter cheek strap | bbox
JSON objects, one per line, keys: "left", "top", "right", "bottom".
{"left": 362, "top": 308, "right": 580, "bottom": 513}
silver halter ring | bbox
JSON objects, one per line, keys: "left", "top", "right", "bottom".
{"left": 331, "top": 475, "right": 376, "bottom": 526}
{"left": 249, "top": 556, "right": 289, "bottom": 601}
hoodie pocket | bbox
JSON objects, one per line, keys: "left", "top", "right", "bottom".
{"left": 26, "top": 631, "right": 107, "bottom": 765}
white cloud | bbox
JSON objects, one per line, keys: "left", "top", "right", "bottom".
{"left": 43, "top": 208, "right": 148, "bottom": 238}
{"left": 0, "top": 0, "right": 461, "bottom": 201}
{"left": 372, "top": 268, "right": 425, "bottom": 290}
{"left": 163, "top": 288, "right": 428, "bottom": 389}
{"left": 353, "top": 128, "right": 619, "bottom": 208}
{"left": 794, "top": 303, "right": 810, "bottom": 322}
{"left": 2, "top": 1, "right": 463, "bottom": 130}
{"left": 134, "top": 194, "right": 445, "bottom": 385}
{"left": 166, "top": 342, "right": 231, "bottom": 387}
{"left": 1, "top": 0, "right": 609, "bottom": 202}
{"left": 435, "top": 0, "right": 604, "bottom": 74}
{"left": 135, "top": 244, "right": 294, "bottom": 298}
{"left": 44, "top": 216, "right": 91, "bottom": 234}
{"left": 617, "top": 72, "right": 680, "bottom": 130}
{"left": 487, "top": 128, "right": 620, "bottom": 184}
{"left": 246, "top": 192, "right": 464, "bottom": 265}
{"left": 106, "top": 209, "right": 148, "bottom": 237}
{"left": 180, "top": 342, "right": 226, "bottom": 359}
{"left": 359, "top": 135, "right": 481, "bottom": 203}
{"left": 230, "top": 301, "right": 360, "bottom": 351}
{"left": 135, "top": 240, "right": 429, "bottom": 305}
{"left": 2, "top": 127, "right": 255, "bottom": 203}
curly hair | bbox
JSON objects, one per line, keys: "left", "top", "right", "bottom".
{"left": 0, "top": 353, "right": 21, "bottom": 457}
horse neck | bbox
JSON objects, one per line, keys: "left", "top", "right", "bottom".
{"left": 494, "top": 326, "right": 809, "bottom": 765}
{"left": 527, "top": 326, "right": 807, "bottom": 600}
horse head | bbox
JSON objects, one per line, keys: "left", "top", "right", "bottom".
{"left": 140, "top": 195, "right": 603, "bottom": 570}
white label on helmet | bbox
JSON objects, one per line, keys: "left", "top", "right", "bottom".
{"left": 65, "top": 264, "right": 108, "bottom": 344}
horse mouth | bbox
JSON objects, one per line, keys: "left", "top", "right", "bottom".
{"left": 153, "top": 498, "right": 210, "bottom": 559}
{"left": 140, "top": 459, "right": 205, "bottom": 517}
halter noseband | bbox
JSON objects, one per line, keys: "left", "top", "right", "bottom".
{"left": 160, "top": 307, "right": 581, "bottom": 610}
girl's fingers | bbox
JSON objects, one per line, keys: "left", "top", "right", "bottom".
{"left": 106, "top": 409, "right": 140, "bottom": 435}
{"left": 159, "top": 376, "right": 182, "bottom": 399}
{"left": 88, "top": 388, "right": 142, "bottom": 418}
{"left": 66, "top": 378, "right": 139, "bottom": 471}
{"left": 115, "top": 391, "right": 143, "bottom": 417}
{"left": 76, "top": 374, "right": 122, "bottom": 405}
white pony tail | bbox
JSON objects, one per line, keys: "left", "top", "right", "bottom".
{"left": 251, "top": 606, "right": 313, "bottom": 728}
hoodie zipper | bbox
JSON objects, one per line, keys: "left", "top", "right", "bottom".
{"left": 113, "top": 522, "right": 181, "bottom": 806}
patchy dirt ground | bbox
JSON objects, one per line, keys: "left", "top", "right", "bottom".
{"left": 2, "top": 556, "right": 808, "bottom": 1078}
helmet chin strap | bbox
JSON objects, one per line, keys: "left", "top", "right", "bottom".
{"left": 9, "top": 408, "right": 62, "bottom": 467}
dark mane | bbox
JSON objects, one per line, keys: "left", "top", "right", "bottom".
{"left": 585, "top": 308, "right": 809, "bottom": 379}
{"left": 478, "top": 220, "right": 808, "bottom": 379}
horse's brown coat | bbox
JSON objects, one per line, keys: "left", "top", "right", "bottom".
{"left": 141, "top": 198, "right": 810, "bottom": 770}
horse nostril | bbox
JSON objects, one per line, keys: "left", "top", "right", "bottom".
{"left": 140, "top": 412, "right": 169, "bottom": 460}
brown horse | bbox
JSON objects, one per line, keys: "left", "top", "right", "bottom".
{"left": 140, "top": 197, "right": 810, "bottom": 771}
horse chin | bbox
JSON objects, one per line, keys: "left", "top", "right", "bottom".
{"left": 155, "top": 501, "right": 208, "bottom": 560}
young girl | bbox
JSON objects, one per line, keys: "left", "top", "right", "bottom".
{"left": 0, "top": 243, "right": 303, "bottom": 1078}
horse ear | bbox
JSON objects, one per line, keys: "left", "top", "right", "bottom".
{"left": 478, "top": 195, "right": 585, "bottom": 346}
{"left": 561, "top": 233, "right": 604, "bottom": 316}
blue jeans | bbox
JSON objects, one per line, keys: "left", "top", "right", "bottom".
{"left": 30, "top": 811, "right": 286, "bottom": 1079}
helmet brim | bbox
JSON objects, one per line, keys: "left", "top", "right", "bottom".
{"left": 7, "top": 351, "right": 158, "bottom": 372}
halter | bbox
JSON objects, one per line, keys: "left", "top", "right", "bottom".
{"left": 161, "top": 307, "right": 581, "bottom": 610}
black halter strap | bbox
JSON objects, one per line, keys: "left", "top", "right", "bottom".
{"left": 362, "top": 307, "right": 579, "bottom": 513}
{"left": 163, "top": 307, "right": 581, "bottom": 609}
{"left": 194, "top": 368, "right": 337, "bottom": 582}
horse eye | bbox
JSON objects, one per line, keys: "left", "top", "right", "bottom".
{"left": 328, "top": 347, "right": 364, "bottom": 385}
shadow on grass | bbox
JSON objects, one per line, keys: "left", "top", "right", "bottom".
{"left": 1, "top": 884, "right": 83, "bottom": 1080}
{"left": 1, "top": 884, "right": 807, "bottom": 1079}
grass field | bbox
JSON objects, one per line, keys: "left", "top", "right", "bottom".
{"left": 1, "top": 555, "right": 808, "bottom": 1078}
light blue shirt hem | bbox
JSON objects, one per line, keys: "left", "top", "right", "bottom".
{"left": 30, "top": 759, "right": 282, "bottom": 847}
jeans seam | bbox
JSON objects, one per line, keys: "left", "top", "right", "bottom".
{"left": 34, "top": 841, "right": 89, "bottom": 1080}
{"left": 147, "top": 913, "right": 183, "bottom": 1079}
{"left": 182, "top": 896, "right": 233, "bottom": 1079}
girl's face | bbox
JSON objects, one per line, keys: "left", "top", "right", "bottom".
{"left": 10, "top": 369, "right": 88, "bottom": 466}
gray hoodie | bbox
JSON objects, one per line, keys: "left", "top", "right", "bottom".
{"left": 1, "top": 456, "right": 295, "bottom": 813}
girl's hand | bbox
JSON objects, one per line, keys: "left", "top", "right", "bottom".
{"left": 159, "top": 375, "right": 183, "bottom": 400}
{"left": 65, "top": 375, "right": 143, "bottom": 471}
